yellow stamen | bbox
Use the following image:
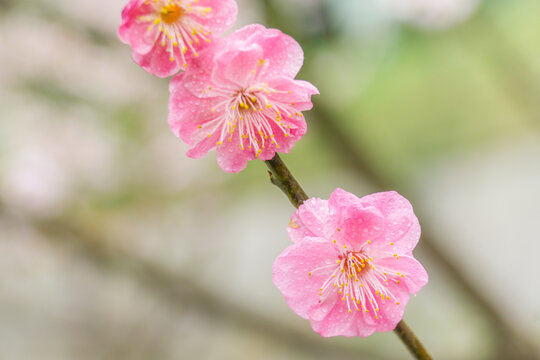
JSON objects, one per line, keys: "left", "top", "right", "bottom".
{"left": 160, "top": 3, "right": 183, "bottom": 24}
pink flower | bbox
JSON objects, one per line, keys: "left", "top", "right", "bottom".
{"left": 119, "top": 0, "right": 238, "bottom": 78}
{"left": 273, "top": 189, "right": 428, "bottom": 337}
{"left": 168, "top": 24, "right": 319, "bottom": 173}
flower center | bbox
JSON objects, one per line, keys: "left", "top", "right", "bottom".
{"left": 160, "top": 2, "right": 183, "bottom": 24}
{"left": 197, "top": 77, "right": 303, "bottom": 157}
{"left": 237, "top": 90, "right": 260, "bottom": 111}
{"left": 309, "top": 245, "right": 400, "bottom": 317}
{"left": 342, "top": 252, "right": 370, "bottom": 276}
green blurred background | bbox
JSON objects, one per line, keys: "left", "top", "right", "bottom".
{"left": 0, "top": 0, "right": 539, "bottom": 359}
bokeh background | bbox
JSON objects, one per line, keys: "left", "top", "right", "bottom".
{"left": 1, "top": 0, "right": 539, "bottom": 359}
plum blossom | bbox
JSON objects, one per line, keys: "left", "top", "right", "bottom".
{"left": 119, "top": 0, "right": 238, "bottom": 77}
{"left": 273, "top": 189, "right": 428, "bottom": 337}
{"left": 168, "top": 24, "right": 319, "bottom": 173}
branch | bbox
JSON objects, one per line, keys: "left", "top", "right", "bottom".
{"left": 394, "top": 320, "right": 433, "bottom": 360}
{"left": 265, "top": 154, "right": 308, "bottom": 208}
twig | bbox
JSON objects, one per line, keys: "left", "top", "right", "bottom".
{"left": 265, "top": 154, "right": 308, "bottom": 208}
{"left": 394, "top": 320, "right": 433, "bottom": 360}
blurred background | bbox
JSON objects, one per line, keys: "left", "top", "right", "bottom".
{"left": 0, "top": 0, "right": 539, "bottom": 359}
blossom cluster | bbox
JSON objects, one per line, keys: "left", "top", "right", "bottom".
{"left": 120, "top": 0, "right": 318, "bottom": 172}
{"left": 119, "top": 0, "right": 427, "bottom": 338}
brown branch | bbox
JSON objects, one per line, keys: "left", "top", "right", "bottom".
{"left": 265, "top": 154, "right": 308, "bottom": 208}
{"left": 394, "top": 320, "right": 433, "bottom": 360}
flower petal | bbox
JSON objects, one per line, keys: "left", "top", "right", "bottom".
{"left": 267, "top": 77, "right": 320, "bottom": 111}
{"left": 228, "top": 24, "right": 304, "bottom": 79}
{"left": 273, "top": 237, "right": 338, "bottom": 319}
{"left": 197, "top": 0, "right": 238, "bottom": 34}
{"left": 374, "top": 255, "right": 428, "bottom": 295}
{"left": 336, "top": 206, "right": 385, "bottom": 249}
{"left": 373, "top": 282, "right": 409, "bottom": 332}
{"left": 168, "top": 73, "right": 222, "bottom": 143}
{"left": 215, "top": 131, "right": 252, "bottom": 173}
{"left": 287, "top": 198, "right": 335, "bottom": 243}
{"left": 310, "top": 302, "right": 369, "bottom": 337}
{"left": 329, "top": 188, "right": 363, "bottom": 214}
{"left": 214, "top": 44, "right": 264, "bottom": 88}
{"left": 359, "top": 191, "right": 421, "bottom": 255}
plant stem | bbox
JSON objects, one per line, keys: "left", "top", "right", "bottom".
{"left": 394, "top": 320, "right": 433, "bottom": 360}
{"left": 265, "top": 154, "right": 308, "bottom": 208}
{"left": 265, "top": 154, "right": 433, "bottom": 360}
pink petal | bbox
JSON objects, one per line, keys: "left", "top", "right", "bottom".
{"left": 266, "top": 113, "right": 307, "bottom": 155}
{"left": 228, "top": 24, "right": 304, "bottom": 79}
{"left": 180, "top": 39, "right": 227, "bottom": 97}
{"left": 214, "top": 45, "right": 264, "bottom": 88}
{"left": 372, "top": 282, "right": 410, "bottom": 332}
{"left": 287, "top": 198, "right": 335, "bottom": 243}
{"left": 373, "top": 256, "right": 428, "bottom": 295}
{"left": 273, "top": 237, "right": 337, "bottom": 319}
{"left": 267, "top": 127, "right": 299, "bottom": 154}
{"left": 306, "top": 291, "right": 340, "bottom": 322}
{"left": 359, "top": 191, "right": 421, "bottom": 254}
{"left": 119, "top": 17, "right": 155, "bottom": 55}
{"left": 307, "top": 269, "right": 413, "bottom": 336}
{"left": 336, "top": 206, "right": 385, "bottom": 249}
{"left": 134, "top": 39, "right": 183, "bottom": 78}
{"left": 267, "top": 77, "right": 320, "bottom": 111}
{"left": 168, "top": 74, "right": 221, "bottom": 143}
{"left": 310, "top": 302, "right": 369, "bottom": 337}
{"left": 196, "top": 0, "right": 238, "bottom": 34}
{"left": 186, "top": 131, "right": 220, "bottom": 159}
{"left": 329, "top": 188, "right": 363, "bottom": 215}
{"left": 215, "top": 131, "right": 253, "bottom": 173}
